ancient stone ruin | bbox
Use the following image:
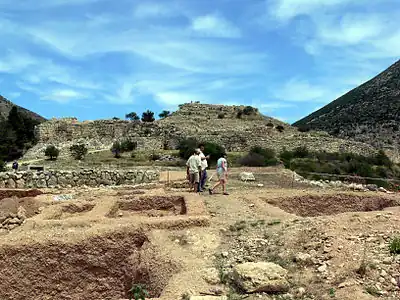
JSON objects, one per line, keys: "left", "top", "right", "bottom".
{"left": 24, "top": 103, "right": 376, "bottom": 159}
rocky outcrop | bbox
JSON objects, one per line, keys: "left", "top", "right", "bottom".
{"left": 232, "top": 262, "right": 289, "bottom": 293}
{"left": 0, "top": 206, "right": 27, "bottom": 231}
{"left": 0, "top": 169, "right": 159, "bottom": 189}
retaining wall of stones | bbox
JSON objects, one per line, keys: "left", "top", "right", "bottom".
{"left": 0, "top": 169, "right": 159, "bottom": 189}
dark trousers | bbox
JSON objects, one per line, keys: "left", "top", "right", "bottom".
{"left": 198, "top": 169, "right": 207, "bottom": 191}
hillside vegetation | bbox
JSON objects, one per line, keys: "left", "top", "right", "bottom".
{"left": 294, "top": 60, "right": 400, "bottom": 149}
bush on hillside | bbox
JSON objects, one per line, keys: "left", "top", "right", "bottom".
{"left": 111, "top": 141, "right": 122, "bottom": 158}
{"left": 276, "top": 125, "right": 285, "bottom": 132}
{"left": 120, "top": 140, "right": 137, "bottom": 152}
{"left": 293, "top": 146, "right": 309, "bottom": 158}
{"left": 266, "top": 122, "right": 274, "bottom": 128}
{"left": 243, "top": 106, "right": 257, "bottom": 115}
{"left": 70, "top": 144, "right": 88, "bottom": 160}
{"left": 280, "top": 146, "right": 399, "bottom": 184}
{"left": 141, "top": 110, "right": 155, "bottom": 122}
{"left": 45, "top": 145, "right": 59, "bottom": 160}
{"left": 177, "top": 138, "right": 225, "bottom": 164}
{"left": 217, "top": 112, "right": 225, "bottom": 119}
{"left": 0, "top": 161, "right": 5, "bottom": 172}
{"left": 297, "top": 125, "right": 311, "bottom": 132}
{"left": 239, "top": 146, "right": 279, "bottom": 167}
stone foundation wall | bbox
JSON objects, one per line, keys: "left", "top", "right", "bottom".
{"left": 0, "top": 169, "right": 159, "bottom": 189}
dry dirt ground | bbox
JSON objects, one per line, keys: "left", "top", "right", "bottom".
{"left": 1, "top": 168, "right": 400, "bottom": 300}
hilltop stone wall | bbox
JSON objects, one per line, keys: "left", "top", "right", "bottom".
{"left": 0, "top": 169, "right": 159, "bottom": 189}
{"left": 24, "top": 103, "right": 378, "bottom": 159}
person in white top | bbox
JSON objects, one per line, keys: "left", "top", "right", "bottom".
{"left": 198, "top": 144, "right": 210, "bottom": 192}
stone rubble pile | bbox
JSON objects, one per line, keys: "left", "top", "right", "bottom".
{"left": 0, "top": 169, "right": 159, "bottom": 189}
{"left": 293, "top": 172, "right": 393, "bottom": 193}
{"left": 0, "top": 206, "right": 26, "bottom": 231}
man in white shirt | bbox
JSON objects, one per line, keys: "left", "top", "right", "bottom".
{"left": 186, "top": 149, "right": 202, "bottom": 192}
{"left": 198, "top": 144, "right": 210, "bottom": 192}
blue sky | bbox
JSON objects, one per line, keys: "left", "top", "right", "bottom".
{"left": 0, "top": 0, "right": 399, "bottom": 123}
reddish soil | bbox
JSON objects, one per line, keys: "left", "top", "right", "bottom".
{"left": 0, "top": 189, "right": 43, "bottom": 200}
{"left": 109, "top": 196, "right": 186, "bottom": 217}
{"left": 269, "top": 194, "right": 400, "bottom": 217}
{"left": 0, "top": 230, "right": 177, "bottom": 300}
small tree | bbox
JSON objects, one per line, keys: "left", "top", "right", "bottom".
{"left": 266, "top": 122, "right": 274, "bottom": 128}
{"left": 111, "top": 141, "right": 122, "bottom": 158}
{"left": 70, "top": 144, "right": 88, "bottom": 160}
{"left": 243, "top": 106, "right": 257, "bottom": 115}
{"left": 141, "top": 110, "right": 155, "bottom": 122}
{"left": 120, "top": 140, "right": 137, "bottom": 152}
{"left": 45, "top": 145, "right": 59, "bottom": 160}
{"left": 158, "top": 110, "right": 171, "bottom": 119}
{"left": 276, "top": 125, "right": 285, "bottom": 132}
{"left": 126, "top": 112, "right": 140, "bottom": 121}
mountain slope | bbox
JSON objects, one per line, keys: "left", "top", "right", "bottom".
{"left": 0, "top": 95, "right": 45, "bottom": 122}
{"left": 294, "top": 60, "right": 400, "bottom": 149}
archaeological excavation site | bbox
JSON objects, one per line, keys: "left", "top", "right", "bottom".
{"left": 1, "top": 167, "right": 400, "bottom": 300}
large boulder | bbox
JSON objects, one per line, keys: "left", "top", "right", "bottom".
{"left": 232, "top": 262, "right": 289, "bottom": 293}
{"left": 239, "top": 172, "right": 255, "bottom": 182}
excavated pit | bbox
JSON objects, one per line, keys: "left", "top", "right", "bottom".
{"left": 0, "top": 230, "right": 177, "bottom": 300}
{"left": 0, "top": 189, "right": 43, "bottom": 201}
{"left": 268, "top": 194, "right": 399, "bottom": 217}
{"left": 108, "top": 196, "right": 187, "bottom": 218}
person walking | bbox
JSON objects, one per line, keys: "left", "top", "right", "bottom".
{"left": 186, "top": 149, "right": 202, "bottom": 193}
{"left": 198, "top": 144, "right": 210, "bottom": 192}
{"left": 12, "top": 160, "right": 19, "bottom": 172}
{"left": 209, "top": 153, "right": 229, "bottom": 195}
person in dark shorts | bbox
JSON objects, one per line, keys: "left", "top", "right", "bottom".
{"left": 198, "top": 144, "right": 210, "bottom": 192}
{"left": 186, "top": 149, "right": 201, "bottom": 192}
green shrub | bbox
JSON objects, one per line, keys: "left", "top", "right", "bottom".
{"left": 217, "top": 112, "right": 225, "bottom": 119}
{"left": 111, "top": 141, "right": 121, "bottom": 158}
{"left": 239, "top": 147, "right": 278, "bottom": 166}
{"left": 374, "top": 150, "right": 392, "bottom": 167}
{"left": 120, "top": 140, "right": 137, "bottom": 152}
{"left": 389, "top": 237, "right": 400, "bottom": 254}
{"left": 69, "top": 144, "right": 88, "bottom": 160}
{"left": 149, "top": 152, "right": 161, "bottom": 161}
{"left": 266, "top": 122, "right": 274, "bottom": 128}
{"left": 243, "top": 106, "right": 257, "bottom": 115}
{"left": 239, "top": 152, "right": 266, "bottom": 166}
{"left": 297, "top": 125, "right": 311, "bottom": 132}
{"left": 44, "top": 145, "right": 59, "bottom": 160}
{"left": 276, "top": 125, "right": 284, "bottom": 132}
{"left": 293, "top": 146, "right": 309, "bottom": 158}
{"left": 178, "top": 138, "right": 225, "bottom": 164}
{"left": 236, "top": 110, "right": 243, "bottom": 119}
{"left": 178, "top": 138, "right": 198, "bottom": 160}
{"left": 0, "top": 161, "right": 5, "bottom": 172}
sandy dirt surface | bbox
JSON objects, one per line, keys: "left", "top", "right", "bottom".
{"left": 0, "top": 168, "right": 400, "bottom": 299}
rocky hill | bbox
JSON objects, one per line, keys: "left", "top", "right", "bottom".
{"left": 24, "top": 103, "right": 376, "bottom": 159}
{"left": 294, "top": 59, "right": 400, "bottom": 153}
{"left": 0, "top": 95, "right": 45, "bottom": 122}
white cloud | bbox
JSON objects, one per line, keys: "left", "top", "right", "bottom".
{"left": 0, "top": 51, "right": 37, "bottom": 73}
{"left": 273, "top": 78, "right": 329, "bottom": 102}
{"left": 269, "top": 0, "right": 365, "bottom": 21}
{"left": 190, "top": 13, "right": 241, "bottom": 38}
{"left": 133, "top": 2, "right": 176, "bottom": 19}
{"left": 258, "top": 102, "right": 295, "bottom": 112}
{"left": 42, "top": 89, "right": 84, "bottom": 103}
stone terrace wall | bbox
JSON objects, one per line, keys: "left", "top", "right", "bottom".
{"left": 0, "top": 169, "right": 159, "bottom": 189}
